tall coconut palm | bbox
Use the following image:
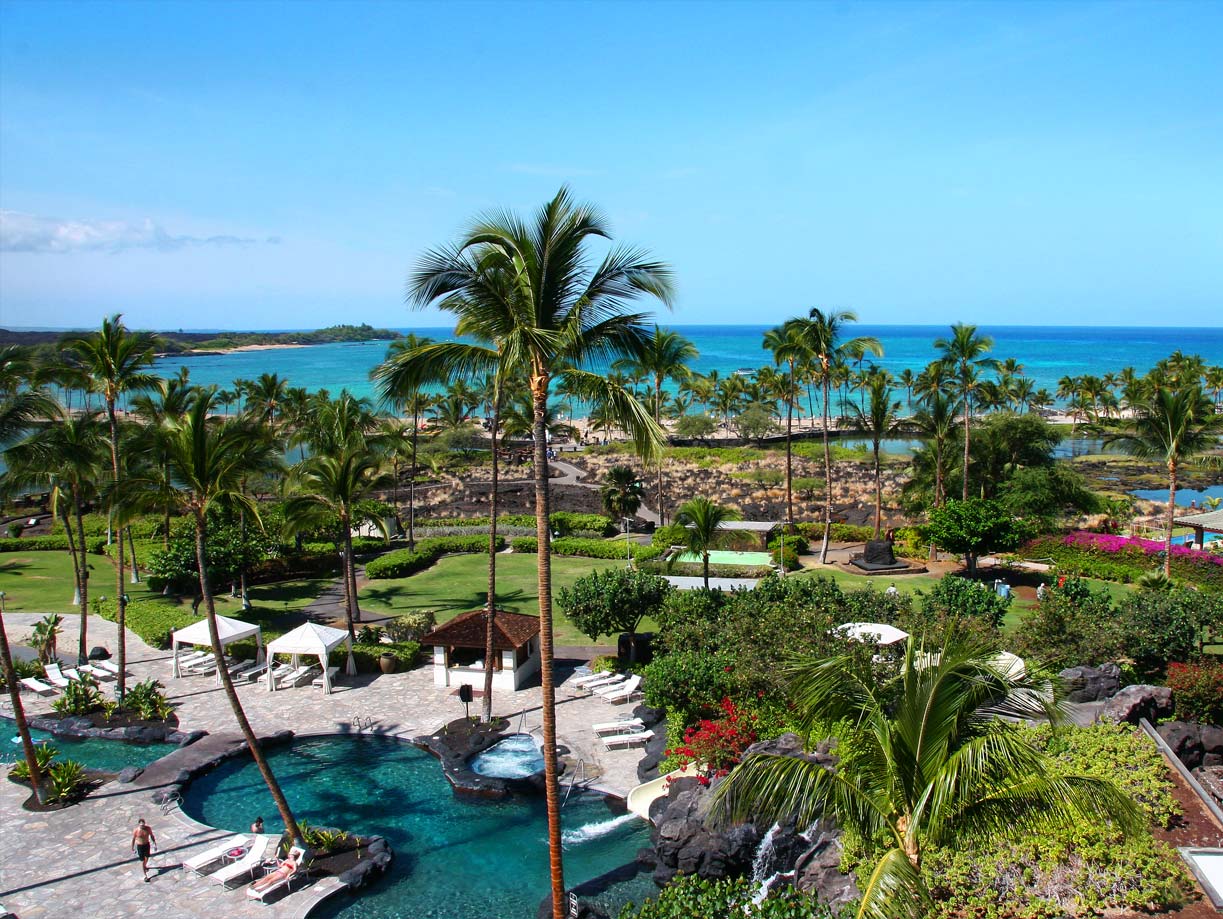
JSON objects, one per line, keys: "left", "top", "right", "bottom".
{"left": 600, "top": 466, "right": 645, "bottom": 520}
{"left": 934, "top": 323, "right": 998, "bottom": 502}
{"left": 614, "top": 325, "right": 697, "bottom": 521}
{"left": 1105, "top": 385, "right": 1223, "bottom": 577}
{"left": 62, "top": 315, "right": 157, "bottom": 700}
{"left": 911, "top": 389, "right": 959, "bottom": 510}
{"left": 375, "top": 335, "right": 437, "bottom": 550}
{"left": 374, "top": 332, "right": 507, "bottom": 724}
{"left": 804, "top": 309, "right": 883, "bottom": 563}
{"left": 4, "top": 406, "right": 108, "bottom": 661}
{"left": 241, "top": 372, "right": 290, "bottom": 425}
{"left": 712, "top": 634, "right": 1141, "bottom": 919}
{"left": 161, "top": 389, "right": 305, "bottom": 849}
{"left": 284, "top": 450, "right": 388, "bottom": 639}
{"left": 131, "top": 375, "right": 197, "bottom": 549}
{"left": 673, "top": 497, "right": 741, "bottom": 589}
{"left": 845, "top": 373, "right": 903, "bottom": 539}
{"left": 897, "top": 368, "right": 915, "bottom": 412}
{"left": 763, "top": 320, "right": 811, "bottom": 525}
{"left": 406, "top": 187, "right": 670, "bottom": 918}
{"left": 0, "top": 594, "right": 44, "bottom": 802}
{"left": 0, "top": 347, "right": 55, "bottom": 444}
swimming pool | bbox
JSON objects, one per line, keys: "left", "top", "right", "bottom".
{"left": 675, "top": 550, "right": 773, "bottom": 566}
{"left": 3, "top": 724, "right": 173, "bottom": 773}
{"left": 181, "top": 735, "right": 652, "bottom": 919}
{"left": 469, "top": 732, "right": 545, "bottom": 779}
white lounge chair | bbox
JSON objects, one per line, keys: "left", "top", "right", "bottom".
{"left": 182, "top": 834, "right": 250, "bottom": 876}
{"left": 42, "top": 663, "right": 70, "bottom": 689}
{"left": 61, "top": 668, "right": 86, "bottom": 682}
{"left": 20, "top": 677, "right": 57, "bottom": 696}
{"left": 277, "top": 666, "right": 319, "bottom": 689}
{"left": 229, "top": 660, "right": 262, "bottom": 681}
{"left": 78, "top": 664, "right": 114, "bottom": 681}
{"left": 258, "top": 662, "right": 294, "bottom": 684}
{"left": 94, "top": 659, "right": 126, "bottom": 677}
{"left": 226, "top": 658, "right": 256, "bottom": 677}
{"left": 570, "top": 669, "right": 612, "bottom": 688}
{"left": 175, "top": 651, "right": 210, "bottom": 669}
{"left": 603, "top": 729, "right": 654, "bottom": 750}
{"left": 583, "top": 673, "right": 626, "bottom": 693}
{"left": 246, "top": 845, "right": 307, "bottom": 902}
{"left": 592, "top": 717, "right": 644, "bottom": 735}
{"left": 312, "top": 666, "right": 339, "bottom": 688}
{"left": 209, "top": 835, "right": 275, "bottom": 888}
{"left": 600, "top": 674, "right": 643, "bottom": 704}
{"left": 595, "top": 673, "right": 640, "bottom": 698}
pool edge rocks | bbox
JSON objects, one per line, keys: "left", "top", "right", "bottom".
{"left": 415, "top": 716, "right": 570, "bottom": 799}
{"left": 22, "top": 712, "right": 205, "bottom": 747}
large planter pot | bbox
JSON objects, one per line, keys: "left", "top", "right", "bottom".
{"left": 379, "top": 652, "right": 399, "bottom": 675}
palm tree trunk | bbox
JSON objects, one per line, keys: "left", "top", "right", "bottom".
{"left": 0, "top": 611, "right": 44, "bottom": 803}
{"left": 106, "top": 399, "right": 127, "bottom": 702}
{"left": 1165, "top": 458, "right": 1177, "bottom": 579}
{"left": 785, "top": 362, "right": 794, "bottom": 525}
{"left": 127, "top": 527, "right": 140, "bottom": 583}
{"left": 873, "top": 443, "right": 882, "bottom": 539}
{"left": 408, "top": 409, "right": 418, "bottom": 551}
{"left": 194, "top": 513, "right": 305, "bottom": 850}
{"left": 819, "top": 377, "right": 833, "bottom": 564}
{"left": 703, "top": 550, "right": 710, "bottom": 590}
{"left": 530, "top": 371, "right": 566, "bottom": 919}
{"left": 962, "top": 394, "right": 971, "bottom": 502}
{"left": 655, "top": 376, "right": 665, "bottom": 523}
{"left": 482, "top": 392, "right": 501, "bottom": 724}
{"left": 71, "top": 489, "right": 89, "bottom": 663}
{"left": 341, "top": 513, "right": 359, "bottom": 639}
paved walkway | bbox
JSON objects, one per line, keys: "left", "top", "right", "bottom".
{"left": 0, "top": 613, "right": 649, "bottom": 918}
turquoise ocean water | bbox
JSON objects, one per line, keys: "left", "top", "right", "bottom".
{"left": 150, "top": 325, "right": 1223, "bottom": 407}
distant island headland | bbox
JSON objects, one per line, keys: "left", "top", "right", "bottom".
{"left": 0, "top": 322, "right": 399, "bottom": 356}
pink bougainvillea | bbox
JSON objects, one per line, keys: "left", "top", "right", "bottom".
{"left": 1064, "top": 531, "right": 1223, "bottom": 566}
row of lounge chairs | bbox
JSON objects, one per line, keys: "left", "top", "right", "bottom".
{"left": 20, "top": 660, "right": 127, "bottom": 696}
{"left": 178, "top": 654, "right": 329, "bottom": 689}
{"left": 570, "top": 669, "right": 653, "bottom": 750}
{"left": 181, "top": 833, "right": 307, "bottom": 902}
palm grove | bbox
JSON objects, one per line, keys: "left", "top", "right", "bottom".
{"left": 0, "top": 188, "right": 1221, "bottom": 915}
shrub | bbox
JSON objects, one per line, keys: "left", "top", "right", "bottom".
{"left": 926, "top": 498, "right": 1033, "bottom": 572}
{"left": 651, "top": 523, "right": 687, "bottom": 548}
{"left": 94, "top": 597, "right": 199, "bottom": 650}
{"left": 0, "top": 656, "right": 41, "bottom": 692}
{"left": 9, "top": 743, "right": 57, "bottom": 780}
{"left": 383, "top": 610, "right": 436, "bottom": 642}
{"left": 768, "top": 542, "right": 800, "bottom": 571}
{"left": 347, "top": 641, "right": 420, "bottom": 673}
{"left": 52, "top": 674, "right": 104, "bottom": 716}
{"left": 1012, "top": 578, "right": 1124, "bottom": 671}
{"left": 297, "top": 821, "right": 352, "bottom": 852}
{"left": 665, "top": 697, "right": 759, "bottom": 780}
{"left": 414, "top": 512, "right": 614, "bottom": 536}
{"left": 618, "top": 874, "right": 838, "bottom": 919}
{"left": 1166, "top": 660, "right": 1223, "bottom": 724}
{"left": 769, "top": 532, "right": 809, "bottom": 555}
{"left": 0, "top": 535, "right": 107, "bottom": 553}
{"left": 364, "top": 536, "right": 503, "bottom": 579}
{"left": 1119, "top": 588, "right": 1223, "bottom": 677}
{"left": 511, "top": 535, "right": 661, "bottom": 562}
{"left": 588, "top": 654, "right": 619, "bottom": 674}
{"left": 918, "top": 575, "right": 1011, "bottom": 629}
{"left": 124, "top": 679, "right": 174, "bottom": 721}
{"left": 45, "top": 759, "right": 88, "bottom": 804}
{"left": 642, "top": 650, "right": 740, "bottom": 725}
{"left": 558, "top": 567, "right": 671, "bottom": 645}
{"left": 1020, "top": 531, "right": 1223, "bottom": 593}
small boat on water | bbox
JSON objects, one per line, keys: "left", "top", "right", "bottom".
{"left": 733, "top": 367, "right": 755, "bottom": 377}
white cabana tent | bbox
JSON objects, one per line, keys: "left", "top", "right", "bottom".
{"left": 265, "top": 622, "right": 355, "bottom": 694}
{"left": 171, "top": 615, "right": 264, "bottom": 681}
{"left": 837, "top": 622, "right": 910, "bottom": 646}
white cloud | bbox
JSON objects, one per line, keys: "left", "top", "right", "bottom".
{"left": 0, "top": 210, "right": 278, "bottom": 254}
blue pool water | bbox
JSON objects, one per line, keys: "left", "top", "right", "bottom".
{"left": 469, "top": 733, "right": 545, "bottom": 779}
{"left": 4, "top": 724, "right": 173, "bottom": 772}
{"left": 181, "top": 735, "right": 652, "bottom": 919}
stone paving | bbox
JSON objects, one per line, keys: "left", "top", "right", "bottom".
{"left": 0, "top": 612, "right": 650, "bottom": 918}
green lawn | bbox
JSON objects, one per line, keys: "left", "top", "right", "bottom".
{"left": 358, "top": 553, "right": 640, "bottom": 645}
{"left": 789, "top": 564, "right": 943, "bottom": 596}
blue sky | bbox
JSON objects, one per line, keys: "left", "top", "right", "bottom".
{"left": 1, "top": 0, "right": 1220, "bottom": 330}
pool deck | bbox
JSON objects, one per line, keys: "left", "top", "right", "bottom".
{"left": 0, "top": 613, "right": 650, "bottom": 918}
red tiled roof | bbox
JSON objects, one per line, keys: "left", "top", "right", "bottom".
{"left": 422, "top": 609, "right": 539, "bottom": 651}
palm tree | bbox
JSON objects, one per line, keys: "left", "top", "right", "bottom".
{"left": 911, "top": 389, "right": 959, "bottom": 510}
{"left": 804, "top": 309, "right": 883, "bottom": 563}
{"left": 241, "top": 372, "right": 289, "bottom": 425}
{"left": 406, "top": 187, "right": 670, "bottom": 918}
{"left": 600, "top": 466, "right": 645, "bottom": 520}
{"left": 934, "top": 323, "right": 999, "bottom": 502}
{"left": 845, "top": 373, "right": 903, "bottom": 539}
{"left": 673, "top": 497, "right": 741, "bottom": 589}
{"left": 0, "top": 347, "right": 55, "bottom": 444}
{"left": 0, "top": 593, "right": 44, "bottom": 803}
{"left": 614, "top": 326, "right": 697, "bottom": 521}
{"left": 763, "top": 320, "right": 811, "bottom": 526}
{"left": 4, "top": 406, "right": 108, "bottom": 662}
{"left": 161, "top": 389, "right": 306, "bottom": 850}
{"left": 62, "top": 315, "right": 157, "bottom": 701}
{"left": 375, "top": 337, "right": 437, "bottom": 550}
{"left": 712, "top": 635, "right": 1141, "bottom": 919}
{"left": 1105, "top": 385, "right": 1223, "bottom": 577}
{"left": 897, "top": 368, "right": 915, "bottom": 412}
{"left": 131, "top": 375, "right": 196, "bottom": 549}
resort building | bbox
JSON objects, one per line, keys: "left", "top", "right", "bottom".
{"left": 422, "top": 609, "right": 541, "bottom": 692}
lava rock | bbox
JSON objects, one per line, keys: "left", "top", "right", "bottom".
{"left": 1099, "top": 684, "right": 1173, "bottom": 725}
{"left": 116, "top": 766, "right": 143, "bottom": 784}
{"left": 651, "top": 778, "right": 761, "bottom": 884}
{"left": 635, "top": 725, "right": 669, "bottom": 783}
{"left": 1058, "top": 663, "right": 1122, "bottom": 703}
{"left": 632, "top": 704, "right": 665, "bottom": 729}
{"left": 1158, "top": 721, "right": 1204, "bottom": 769}
{"left": 793, "top": 823, "right": 860, "bottom": 910}
{"left": 1199, "top": 724, "right": 1223, "bottom": 755}
{"left": 88, "top": 646, "right": 111, "bottom": 660}
{"left": 1205, "top": 753, "right": 1223, "bottom": 768}
{"left": 1195, "top": 765, "right": 1223, "bottom": 807}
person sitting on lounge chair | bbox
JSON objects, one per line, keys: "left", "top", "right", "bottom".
{"left": 249, "top": 852, "right": 299, "bottom": 893}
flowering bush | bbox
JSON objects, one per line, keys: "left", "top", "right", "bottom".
{"left": 1166, "top": 661, "right": 1223, "bottom": 724}
{"left": 1019, "top": 532, "right": 1223, "bottom": 593}
{"left": 664, "top": 697, "right": 758, "bottom": 783}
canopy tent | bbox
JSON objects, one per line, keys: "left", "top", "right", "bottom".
{"left": 837, "top": 622, "right": 910, "bottom": 646}
{"left": 171, "top": 615, "right": 264, "bottom": 681}
{"left": 265, "top": 622, "right": 354, "bottom": 694}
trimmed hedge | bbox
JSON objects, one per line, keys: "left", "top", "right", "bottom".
{"left": 52, "top": 513, "right": 169, "bottom": 539}
{"left": 0, "top": 535, "right": 107, "bottom": 553}
{"left": 510, "top": 535, "right": 662, "bottom": 563}
{"left": 364, "top": 535, "right": 504, "bottom": 580}
{"left": 416, "top": 512, "right": 615, "bottom": 537}
{"left": 301, "top": 537, "right": 389, "bottom": 556}
{"left": 347, "top": 641, "right": 421, "bottom": 673}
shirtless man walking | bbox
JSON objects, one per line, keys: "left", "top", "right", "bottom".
{"left": 131, "top": 818, "right": 157, "bottom": 882}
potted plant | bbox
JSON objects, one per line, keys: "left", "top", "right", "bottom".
{"left": 379, "top": 650, "right": 399, "bottom": 674}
